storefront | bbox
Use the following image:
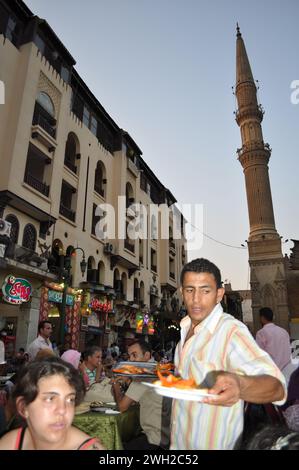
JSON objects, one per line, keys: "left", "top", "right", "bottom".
{"left": 39, "top": 282, "right": 81, "bottom": 350}
{"left": 78, "top": 291, "right": 114, "bottom": 351}
{"left": 0, "top": 273, "right": 34, "bottom": 358}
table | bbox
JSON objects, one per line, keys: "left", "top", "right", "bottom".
{"left": 73, "top": 405, "right": 141, "bottom": 450}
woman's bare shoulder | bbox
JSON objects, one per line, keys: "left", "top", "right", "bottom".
{"left": 70, "top": 426, "right": 105, "bottom": 450}
{"left": 0, "top": 428, "right": 19, "bottom": 450}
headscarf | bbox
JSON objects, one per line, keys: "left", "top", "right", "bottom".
{"left": 61, "top": 349, "right": 81, "bottom": 369}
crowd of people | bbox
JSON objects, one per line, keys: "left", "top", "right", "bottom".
{"left": 0, "top": 257, "right": 298, "bottom": 450}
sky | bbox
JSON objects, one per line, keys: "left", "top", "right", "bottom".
{"left": 24, "top": 0, "right": 299, "bottom": 289}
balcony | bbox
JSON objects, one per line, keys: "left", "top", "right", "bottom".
{"left": 24, "top": 172, "right": 49, "bottom": 197}
{"left": 31, "top": 113, "right": 57, "bottom": 152}
{"left": 59, "top": 203, "right": 76, "bottom": 222}
{"left": 64, "top": 158, "right": 77, "bottom": 175}
{"left": 169, "top": 272, "right": 175, "bottom": 280}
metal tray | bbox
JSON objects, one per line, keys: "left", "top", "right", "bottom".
{"left": 112, "top": 361, "right": 158, "bottom": 378}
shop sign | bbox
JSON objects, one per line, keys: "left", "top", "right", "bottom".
{"left": 2, "top": 275, "right": 32, "bottom": 304}
{"left": 136, "top": 312, "right": 155, "bottom": 335}
{"left": 48, "top": 290, "right": 74, "bottom": 306}
{"left": 90, "top": 298, "right": 111, "bottom": 312}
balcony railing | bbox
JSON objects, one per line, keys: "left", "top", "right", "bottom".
{"left": 59, "top": 203, "right": 76, "bottom": 222}
{"left": 124, "top": 239, "right": 135, "bottom": 253}
{"left": 170, "top": 272, "right": 175, "bottom": 280}
{"left": 32, "top": 113, "right": 56, "bottom": 139}
{"left": 64, "top": 158, "right": 77, "bottom": 174}
{"left": 24, "top": 172, "right": 49, "bottom": 197}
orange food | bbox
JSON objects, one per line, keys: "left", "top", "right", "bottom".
{"left": 156, "top": 370, "right": 197, "bottom": 389}
{"left": 157, "top": 362, "right": 174, "bottom": 371}
{"left": 113, "top": 365, "right": 155, "bottom": 375}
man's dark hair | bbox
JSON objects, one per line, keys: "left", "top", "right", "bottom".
{"left": 129, "top": 339, "right": 151, "bottom": 356}
{"left": 83, "top": 345, "right": 102, "bottom": 360}
{"left": 180, "top": 258, "right": 222, "bottom": 288}
{"left": 259, "top": 307, "right": 274, "bottom": 322}
{"left": 12, "top": 356, "right": 85, "bottom": 406}
{"left": 38, "top": 320, "right": 52, "bottom": 333}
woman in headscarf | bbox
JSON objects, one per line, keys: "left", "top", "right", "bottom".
{"left": 61, "top": 350, "right": 89, "bottom": 388}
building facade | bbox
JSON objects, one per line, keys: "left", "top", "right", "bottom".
{"left": 0, "top": 0, "right": 186, "bottom": 355}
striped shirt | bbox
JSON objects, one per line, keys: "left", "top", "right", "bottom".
{"left": 170, "top": 303, "right": 286, "bottom": 450}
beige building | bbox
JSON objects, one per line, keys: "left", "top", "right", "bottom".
{"left": 0, "top": 0, "right": 186, "bottom": 354}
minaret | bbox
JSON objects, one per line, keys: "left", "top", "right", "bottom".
{"left": 235, "top": 25, "right": 289, "bottom": 332}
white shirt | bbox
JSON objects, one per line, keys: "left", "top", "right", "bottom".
{"left": 27, "top": 335, "right": 53, "bottom": 361}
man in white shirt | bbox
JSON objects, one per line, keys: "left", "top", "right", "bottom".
{"left": 256, "top": 307, "right": 296, "bottom": 384}
{"left": 27, "top": 320, "right": 53, "bottom": 361}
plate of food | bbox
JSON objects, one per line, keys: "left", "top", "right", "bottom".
{"left": 142, "top": 371, "right": 217, "bottom": 402}
{"left": 112, "top": 361, "right": 158, "bottom": 378}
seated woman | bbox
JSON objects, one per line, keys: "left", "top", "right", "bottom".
{"left": 61, "top": 349, "right": 89, "bottom": 388}
{"left": 0, "top": 357, "right": 104, "bottom": 450}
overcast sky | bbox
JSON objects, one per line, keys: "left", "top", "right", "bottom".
{"left": 25, "top": 0, "right": 299, "bottom": 289}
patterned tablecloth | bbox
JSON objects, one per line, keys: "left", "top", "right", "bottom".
{"left": 73, "top": 405, "right": 141, "bottom": 450}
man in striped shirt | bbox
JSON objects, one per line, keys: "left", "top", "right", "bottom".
{"left": 170, "top": 258, "right": 286, "bottom": 450}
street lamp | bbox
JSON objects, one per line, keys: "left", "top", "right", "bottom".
{"left": 59, "top": 246, "right": 87, "bottom": 347}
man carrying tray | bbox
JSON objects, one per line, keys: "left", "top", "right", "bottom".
{"left": 170, "top": 258, "right": 286, "bottom": 450}
{"left": 111, "top": 339, "right": 171, "bottom": 450}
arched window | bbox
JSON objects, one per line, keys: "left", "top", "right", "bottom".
{"left": 94, "top": 161, "right": 106, "bottom": 198}
{"left": 98, "top": 261, "right": 105, "bottom": 285}
{"left": 140, "top": 281, "right": 145, "bottom": 305}
{"left": 5, "top": 214, "right": 19, "bottom": 244}
{"left": 126, "top": 182, "right": 134, "bottom": 208}
{"left": 64, "top": 133, "right": 79, "bottom": 174}
{"left": 22, "top": 224, "right": 37, "bottom": 251}
{"left": 134, "top": 278, "right": 139, "bottom": 304}
{"left": 37, "top": 91, "right": 55, "bottom": 117}
{"left": 87, "top": 256, "right": 97, "bottom": 283}
{"left": 151, "top": 215, "right": 157, "bottom": 239}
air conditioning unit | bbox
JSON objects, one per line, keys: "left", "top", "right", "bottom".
{"left": 104, "top": 242, "right": 114, "bottom": 254}
{"left": 0, "top": 218, "right": 11, "bottom": 237}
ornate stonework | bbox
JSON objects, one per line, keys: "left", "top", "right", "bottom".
{"left": 37, "top": 72, "right": 61, "bottom": 118}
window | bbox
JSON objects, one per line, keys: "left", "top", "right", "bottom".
{"left": 91, "top": 116, "right": 97, "bottom": 136}
{"left": 60, "top": 65, "right": 70, "bottom": 83}
{"left": 22, "top": 224, "right": 37, "bottom": 251}
{"left": 34, "top": 34, "right": 45, "bottom": 54}
{"left": 37, "top": 92, "right": 55, "bottom": 117}
{"left": 83, "top": 106, "right": 90, "bottom": 127}
{"left": 64, "top": 133, "right": 78, "bottom": 174}
{"left": 5, "top": 16, "right": 20, "bottom": 46}
{"left": 5, "top": 215, "right": 19, "bottom": 244}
